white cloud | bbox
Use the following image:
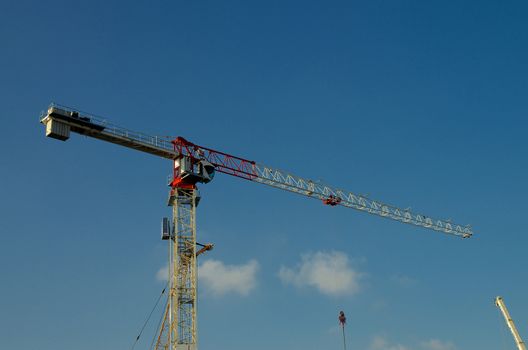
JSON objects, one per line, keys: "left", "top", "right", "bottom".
{"left": 156, "top": 259, "right": 259, "bottom": 297}
{"left": 370, "top": 336, "right": 410, "bottom": 350}
{"left": 421, "top": 339, "right": 456, "bottom": 350}
{"left": 156, "top": 265, "right": 169, "bottom": 281}
{"left": 278, "top": 251, "right": 362, "bottom": 296}
{"left": 199, "top": 259, "right": 259, "bottom": 296}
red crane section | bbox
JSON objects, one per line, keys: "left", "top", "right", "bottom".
{"left": 171, "top": 136, "right": 257, "bottom": 189}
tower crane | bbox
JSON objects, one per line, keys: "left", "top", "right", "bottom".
{"left": 496, "top": 296, "right": 526, "bottom": 350}
{"left": 40, "top": 104, "right": 473, "bottom": 350}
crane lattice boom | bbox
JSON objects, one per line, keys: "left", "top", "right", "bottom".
{"left": 41, "top": 104, "right": 472, "bottom": 238}
{"left": 495, "top": 296, "right": 527, "bottom": 350}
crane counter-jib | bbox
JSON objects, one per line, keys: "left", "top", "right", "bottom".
{"left": 40, "top": 105, "right": 178, "bottom": 159}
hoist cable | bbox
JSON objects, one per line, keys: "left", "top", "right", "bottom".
{"left": 130, "top": 282, "right": 169, "bottom": 350}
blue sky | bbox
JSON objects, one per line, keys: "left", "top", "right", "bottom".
{"left": 1, "top": 0, "right": 527, "bottom": 349}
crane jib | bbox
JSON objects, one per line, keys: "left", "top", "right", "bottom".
{"left": 40, "top": 104, "right": 473, "bottom": 239}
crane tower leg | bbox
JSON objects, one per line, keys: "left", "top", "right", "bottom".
{"left": 157, "top": 188, "right": 198, "bottom": 350}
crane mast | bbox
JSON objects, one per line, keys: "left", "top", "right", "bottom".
{"left": 169, "top": 188, "right": 198, "bottom": 350}
{"left": 496, "top": 296, "right": 526, "bottom": 350}
{"left": 40, "top": 104, "right": 474, "bottom": 350}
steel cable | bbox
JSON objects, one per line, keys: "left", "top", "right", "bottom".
{"left": 130, "top": 282, "right": 168, "bottom": 350}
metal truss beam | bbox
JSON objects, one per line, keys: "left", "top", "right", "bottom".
{"left": 155, "top": 189, "right": 198, "bottom": 350}
{"left": 252, "top": 164, "right": 472, "bottom": 238}
{"left": 41, "top": 104, "right": 473, "bottom": 238}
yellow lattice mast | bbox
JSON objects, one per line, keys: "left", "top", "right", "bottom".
{"left": 168, "top": 188, "right": 198, "bottom": 350}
